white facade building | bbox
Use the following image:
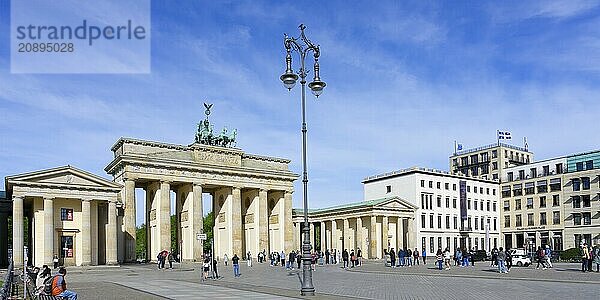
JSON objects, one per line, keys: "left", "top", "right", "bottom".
{"left": 363, "top": 167, "right": 501, "bottom": 254}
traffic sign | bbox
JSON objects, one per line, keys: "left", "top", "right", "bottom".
{"left": 196, "top": 233, "right": 207, "bottom": 240}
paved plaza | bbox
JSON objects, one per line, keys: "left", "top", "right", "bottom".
{"left": 62, "top": 260, "right": 600, "bottom": 299}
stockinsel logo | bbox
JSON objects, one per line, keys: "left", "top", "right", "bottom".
{"left": 10, "top": 0, "right": 151, "bottom": 74}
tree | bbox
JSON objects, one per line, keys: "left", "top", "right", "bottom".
{"left": 203, "top": 212, "right": 214, "bottom": 253}
{"left": 136, "top": 224, "right": 146, "bottom": 260}
{"left": 171, "top": 215, "right": 178, "bottom": 254}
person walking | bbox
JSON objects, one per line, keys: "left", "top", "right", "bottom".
{"left": 422, "top": 249, "right": 427, "bottom": 264}
{"left": 592, "top": 246, "right": 600, "bottom": 272}
{"left": 436, "top": 248, "right": 443, "bottom": 270}
{"left": 413, "top": 248, "right": 420, "bottom": 265}
{"left": 156, "top": 251, "right": 163, "bottom": 269}
{"left": 535, "top": 246, "right": 547, "bottom": 270}
{"left": 167, "top": 251, "right": 174, "bottom": 269}
{"left": 497, "top": 247, "right": 507, "bottom": 273}
{"left": 247, "top": 251, "right": 253, "bottom": 267}
{"left": 581, "top": 243, "right": 590, "bottom": 272}
{"left": 325, "top": 249, "right": 330, "bottom": 264}
{"left": 281, "top": 250, "right": 286, "bottom": 268}
{"left": 202, "top": 257, "right": 210, "bottom": 281}
{"left": 505, "top": 249, "right": 513, "bottom": 272}
{"left": 223, "top": 253, "right": 229, "bottom": 266}
{"left": 443, "top": 248, "right": 451, "bottom": 270}
{"left": 342, "top": 249, "right": 349, "bottom": 269}
{"left": 406, "top": 248, "right": 413, "bottom": 267}
{"left": 212, "top": 258, "right": 219, "bottom": 279}
{"left": 398, "top": 248, "right": 404, "bottom": 267}
{"left": 357, "top": 248, "right": 363, "bottom": 266}
{"left": 455, "top": 248, "right": 462, "bottom": 266}
{"left": 587, "top": 244, "right": 593, "bottom": 272}
{"left": 53, "top": 254, "right": 59, "bottom": 269}
{"left": 389, "top": 248, "right": 396, "bottom": 268}
{"left": 232, "top": 254, "right": 241, "bottom": 277}
{"left": 350, "top": 250, "right": 356, "bottom": 268}
{"left": 544, "top": 245, "right": 553, "bottom": 268}
{"left": 491, "top": 247, "right": 498, "bottom": 267}
{"left": 462, "top": 248, "right": 469, "bottom": 267}
{"left": 297, "top": 252, "right": 302, "bottom": 269}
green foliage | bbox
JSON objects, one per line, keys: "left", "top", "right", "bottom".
{"left": 136, "top": 224, "right": 146, "bottom": 260}
{"left": 171, "top": 215, "right": 178, "bottom": 253}
{"left": 203, "top": 212, "right": 214, "bottom": 253}
{"left": 560, "top": 247, "right": 581, "bottom": 261}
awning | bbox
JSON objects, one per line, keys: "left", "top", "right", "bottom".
{"left": 502, "top": 185, "right": 510, "bottom": 191}
{"left": 513, "top": 184, "right": 522, "bottom": 189}
{"left": 537, "top": 180, "right": 547, "bottom": 186}
{"left": 550, "top": 178, "right": 561, "bottom": 184}
{"left": 525, "top": 182, "right": 534, "bottom": 188}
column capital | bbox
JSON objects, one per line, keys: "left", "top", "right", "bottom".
{"left": 81, "top": 198, "right": 93, "bottom": 203}
{"left": 12, "top": 195, "right": 24, "bottom": 201}
{"left": 193, "top": 181, "right": 204, "bottom": 187}
{"left": 43, "top": 196, "right": 55, "bottom": 201}
{"left": 160, "top": 180, "right": 172, "bottom": 185}
{"left": 259, "top": 187, "right": 269, "bottom": 193}
{"left": 232, "top": 185, "right": 243, "bottom": 190}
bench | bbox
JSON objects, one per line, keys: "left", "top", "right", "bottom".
{"left": 24, "top": 271, "right": 62, "bottom": 300}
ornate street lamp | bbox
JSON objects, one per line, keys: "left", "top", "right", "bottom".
{"left": 280, "top": 23, "right": 326, "bottom": 296}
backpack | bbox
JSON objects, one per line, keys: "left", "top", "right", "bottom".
{"left": 43, "top": 275, "right": 58, "bottom": 295}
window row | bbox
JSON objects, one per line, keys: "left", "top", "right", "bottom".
{"left": 503, "top": 195, "right": 560, "bottom": 211}
{"left": 422, "top": 236, "right": 498, "bottom": 254}
{"left": 572, "top": 212, "right": 592, "bottom": 225}
{"left": 421, "top": 193, "right": 497, "bottom": 212}
{"left": 505, "top": 163, "right": 563, "bottom": 182}
{"left": 501, "top": 179, "right": 562, "bottom": 198}
{"left": 420, "top": 180, "right": 496, "bottom": 195}
{"left": 504, "top": 211, "right": 560, "bottom": 227}
{"left": 421, "top": 214, "right": 497, "bottom": 231}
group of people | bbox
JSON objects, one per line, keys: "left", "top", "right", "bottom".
{"left": 387, "top": 248, "right": 422, "bottom": 267}
{"left": 32, "top": 265, "right": 77, "bottom": 300}
{"left": 156, "top": 249, "right": 176, "bottom": 269}
{"left": 581, "top": 242, "right": 600, "bottom": 272}
{"left": 321, "top": 248, "right": 363, "bottom": 268}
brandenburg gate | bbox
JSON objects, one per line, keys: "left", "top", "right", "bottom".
{"left": 105, "top": 104, "right": 297, "bottom": 262}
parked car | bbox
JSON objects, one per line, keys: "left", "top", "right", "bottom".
{"left": 472, "top": 250, "right": 488, "bottom": 261}
{"left": 512, "top": 254, "right": 531, "bottom": 267}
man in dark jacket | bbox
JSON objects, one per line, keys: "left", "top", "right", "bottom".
{"left": 342, "top": 249, "right": 349, "bottom": 269}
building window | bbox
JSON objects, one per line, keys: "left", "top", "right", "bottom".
{"left": 550, "top": 179, "right": 561, "bottom": 191}
{"left": 504, "top": 216, "right": 510, "bottom": 228}
{"left": 430, "top": 215, "right": 434, "bottom": 228}
{"left": 572, "top": 179, "right": 581, "bottom": 191}
{"left": 480, "top": 201, "right": 484, "bottom": 210}
{"left": 582, "top": 177, "right": 590, "bottom": 190}
{"left": 513, "top": 186, "right": 522, "bottom": 196}
{"left": 437, "top": 196, "right": 442, "bottom": 207}
{"left": 525, "top": 185, "right": 535, "bottom": 195}
{"left": 493, "top": 201, "right": 497, "bottom": 212}
{"left": 386, "top": 185, "right": 392, "bottom": 193}
{"left": 552, "top": 195, "right": 560, "bottom": 206}
{"left": 486, "top": 201, "right": 490, "bottom": 211}
{"left": 576, "top": 162, "right": 584, "bottom": 171}
{"left": 516, "top": 215, "right": 522, "bottom": 227}
{"left": 507, "top": 172, "right": 513, "bottom": 181}
{"left": 468, "top": 217, "right": 472, "bottom": 230}
{"left": 486, "top": 188, "right": 490, "bottom": 195}
{"left": 539, "top": 196, "right": 546, "bottom": 208}
{"left": 556, "top": 163, "right": 563, "bottom": 174}
{"left": 583, "top": 212, "right": 591, "bottom": 225}
{"left": 519, "top": 170, "right": 525, "bottom": 180}
{"left": 421, "top": 194, "right": 426, "bottom": 209}
{"left": 515, "top": 199, "right": 521, "bottom": 210}
{"left": 553, "top": 211, "right": 560, "bottom": 225}
{"left": 540, "top": 212, "right": 547, "bottom": 225}
{"left": 453, "top": 198, "right": 457, "bottom": 208}
{"left": 527, "top": 213, "right": 534, "bottom": 226}
{"left": 467, "top": 186, "right": 471, "bottom": 192}
{"left": 61, "top": 208, "right": 74, "bottom": 221}
{"left": 493, "top": 218, "right": 497, "bottom": 231}
{"left": 445, "top": 197, "right": 450, "bottom": 208}
{"left": 421, "top": 180, "right": 425, "bottom": 187}
{"left": 502, "top": 186, "right": 511, "bottom": 198}
{"left": 421, "top": 215, "right": 426, "bottom": 228}
{"left": 438, "top": 215, "right": 442, "bottom": 229}
{"left": 422, "top": 237, "right": 426, "bottom": 250}
{"left": 474, "top": 186, "right": 477, "bottom": 194}
{"left": 492, "top": 150, "right": 497, "bottom": 158}
{"left": 573, "top": 196, "right": 581, "bottom": 208}
{"left": 582, "top": 195, "right": 591, "bottom": 207}
{"left": 468, "top": 200, "right": 471, "bottom": 210}
{"left": 446, "top": 215, "right": 450, "bottom": 229}
{"left": 475, "top": 217, "right": 479, "bottom": 230}
{"left": 538, "top": 182, "right": 547, "bottom": 193}
{"left": 573, "top": 213, "right": 581, "bottom": 226}
{"left": 474, "top": 200, "right": 478, "bottom": 210}
{"left": 453, "top": 184, "right": 456, "bottom": 191}
{"left": 430, "top": 237, "right": 435, "bottom": 253}
{"left": 445, "top": 183, "right": 449, "bottom": 190}
{"left": 503, "top": 200, "right": 510, "bottom": 211}
{"left": 493, "top": 174, "right": 498, "bottom": 181}
{"left": 481, "top": 218, "right": 484, "bottom": 230}
{"left": 492, "top": 162, "right": 498, "bottom": 170}
{"left": 453, "top": 216, "right": 457, "bottom": 229}
{"left": 542, "top": 165, "right": 549, "bottom": 176}
{"left": 526, "top": 198, "right": 534, "bottom": 209}
{"left": 530, "top": 168, "right": 537, "bottom": 178}
{"left": 429, "top": 181, "right": 433, "bottom": 188}
{"left": 585, "top": 160, "right": 593, "bottom": 170}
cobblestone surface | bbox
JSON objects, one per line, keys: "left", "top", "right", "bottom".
{"left": 61, "top": 260, "right": 600, "bottom": 299}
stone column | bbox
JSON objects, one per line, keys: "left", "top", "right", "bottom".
{"left": 145, "top": 184, "right": 154, "bottom": 261}
{"left": 124, "top": 179, "right": 137, "bottom": 262}
{"left": 160, "top": 181, "right": 171, "bottom": 252}
{"left": 355, "top": 217, "right": 363, "bottom": 253}
{"left": 258, "top": 189, "right": 269, "bottom": 253}
{"left": 369, "top": 215, "right": 377, "bottom": 259}
{"left": 407, "top": 217, "right": 416, "bottom": 249}
{"left": 43, "top": 197, "right": 54, "bottom": 266}
{"left": 397, "top": 217, "right": 404, "bottom": 250}
{"left": 382, "top": 216, "right": 389, "bottom": 253}
{"left": 283, "top": 191, "right": 293, "bottom": 253}
{"left": 12, "top": 196, "right": 24, "bottom": 266}
{"left": 309, "top": 222, "right": 316, "bottom": 251}
{"left": 106, "top": 201, "right": 118, "bottom": 265}
{"left": 231, "top": 186, "right": 242, "bottom": 256}
{"left": 330, "top": 220, "right": 337, "bottom": 251}
{"left": 342, "top": 218, "right": 349, "bottom": 250}
{"left": 320, "top": 221, "right": 326, "bottom": 251}
{"left": 293, "top": 222, "right": 299, "bottom": 250}
{"left": 192, "top": 183, "right": 203, "bottom": 261}
{"left": 81, "top": 199, "right": 92, "bottom": 266}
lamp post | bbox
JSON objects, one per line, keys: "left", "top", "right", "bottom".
{"left": 280, "top": 24, "right": 326, "bottom": 296}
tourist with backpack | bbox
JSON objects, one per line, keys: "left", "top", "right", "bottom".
{"left": 535, "top": 246, "right": 547, "bottom": 270}
{"left": 168, "top": 251, "right": 174, "bottom": 269}
{"left": 48, "top": 267, "right": 77, "bottom": 300}
{"left": 232, "top": 253, "right": 241, "bottom": 277}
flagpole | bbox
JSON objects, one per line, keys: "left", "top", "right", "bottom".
{"left": 496, "top": 130, "right": 500, "bottom": 146}
{"left": 454, "top": 140, "right": 457, "bottom": 155}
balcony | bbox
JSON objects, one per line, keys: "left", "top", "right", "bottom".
{"left": 459, "top": 226, "right": 473, "bottom": 233}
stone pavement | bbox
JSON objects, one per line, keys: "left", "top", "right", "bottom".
{"left": 61, "top": 260, "right": 599, "bottom": 299}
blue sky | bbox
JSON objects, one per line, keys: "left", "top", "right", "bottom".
{"left": 1, "top": 1, "right": 600, "bottom": 225}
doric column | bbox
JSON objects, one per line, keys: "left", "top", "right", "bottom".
{"left": 331, "top": 219, "right": 337, "bottom": 251}
{"left": 106, "top": 201, "right": 118, "bottom": 265}
{"left": 231, "top": 186, "right": 242, "bottom": 256}
{"left": 145, "top": 184, "right": 154, "bottom": 262}
{"left": 355, "top": 217, "right": 363, "bottom": 253}
{"left": 283, "top": 191, "right": 293, "bottom": 253}
{"left": 320, "top": 221, "right": 326, "bottom": 251}
{"left": 397, "top": 217, "right": 404, "bottom": 250}
{"left": 81, "top": 199, "right": 92, "bottom": 266}
{"left": 258, "top": 189, "right": 269, "bottom": 253}
{"left": 124, "top": 179, "right": 137, "bottom": 262}
{"left": 382, "top": 216, "right": 389, "bottom": 253}
{"left": 407, "top": 217, "right": 416, "bottom": 249}
{"left": 192, "top": 183, "right": 203, "bottom": 261}
{"left": 43, "top": 197, "right": 54, "bottom": 266}
{"left": 12, "top": 196, "right": 24, "bottom": 266}
{"left": 160, "top": 181, "right": 171, "bottom": 252}
{"left": 369, "top": 215, "right": 377, "bottom": 259}
{"left": 310, "top": 222, "right": 316, "bottom": 251}
{"left": 343, "top": 218, "right": 349, "bottom": 250}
